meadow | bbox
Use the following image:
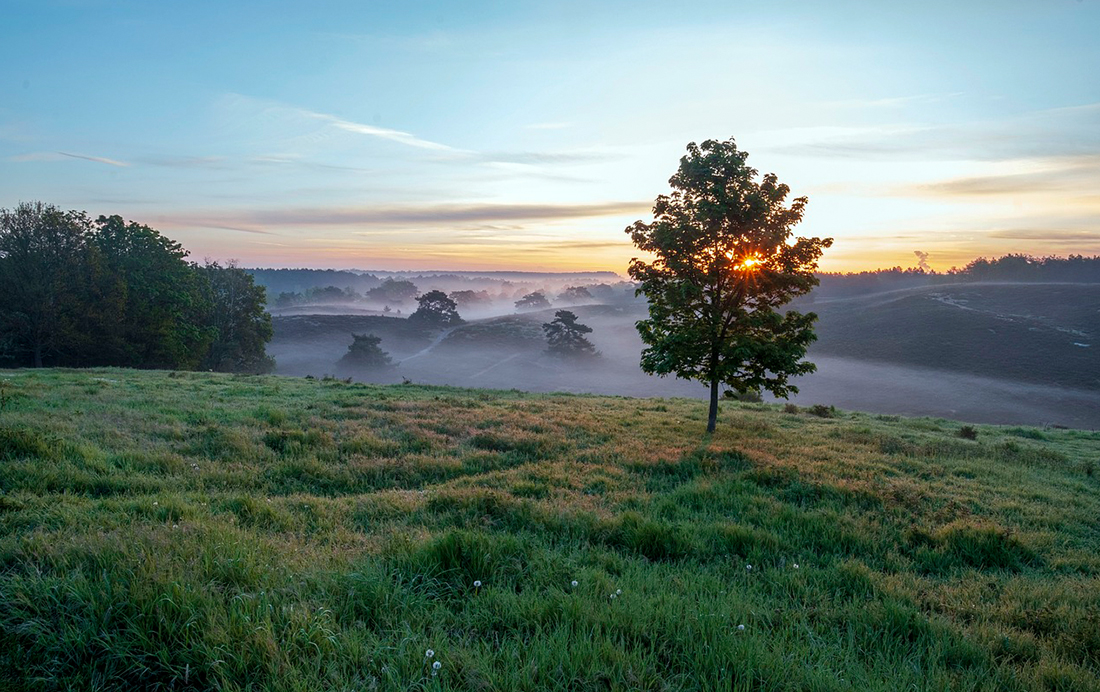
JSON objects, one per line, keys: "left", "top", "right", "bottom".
{"left": 1, "top": 369, "right": 1098, "bottom": 691}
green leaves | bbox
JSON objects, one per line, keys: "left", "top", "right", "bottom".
{"left": 626, "top": 139, "right": 832, "bottom": 430}
{"left": 0, "top": 203, "right": 274, "bottom": 373}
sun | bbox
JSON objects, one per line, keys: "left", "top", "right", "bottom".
{"left": 736, "top": 255, "right": 762, "bottom": 271}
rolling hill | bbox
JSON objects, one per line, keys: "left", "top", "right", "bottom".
{"left": 807, "top": 283, "right": 1100, "bottom": 391}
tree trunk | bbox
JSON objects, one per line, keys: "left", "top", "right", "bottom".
{"left": 707, "top": 377, "right": 719, "bottom": 433}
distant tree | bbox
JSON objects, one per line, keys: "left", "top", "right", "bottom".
{"left": 557, "top": 285, "right": 594, "bottom": 304}
{"left": 450, "top": 289, "right": 493, "bottom": 307}
{"left": 337, "top": 333, "right": 392, "bottom": 369}
{"left": 274, "top": 291, "right": 303, "bottom": 308}
{"left": 542, "top": 310, "right": 598, "bottom": 358}
{"left": 303, "top": 285, "right": 352, "bottom": 303}
{"left": 626, "top": 138, "right": 831, "bottom": 432}
{"left": 408, "top": 290, "right": 463, "bottom": 327}
{"left": 587, "top": 283, "right": 616, "bottom": 300}
{"left": 514, "top": 291, "right": 551, "bottom": 311}
{"left": 198, "top": 261, "right": 275, "bottom": 373}
{"left": 366, "top": 278, "right": 418, "bottom": 305}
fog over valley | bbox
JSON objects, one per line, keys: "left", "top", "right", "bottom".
{"left": 257, "top": 267, "right": 1100, "bottom": 429}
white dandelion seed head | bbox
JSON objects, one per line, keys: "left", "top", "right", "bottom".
{"left": 610, "top": 593, "right": 617, "bottom": 599}
{"left": 746, "top": 564, "right": 752, "bottom": 571}
{"left": 738, "top": 624, "right": 745, "bottom": 631}
{"left": 432, "top": 661, "right": 441, "bottom": 670}
{"left": 794, "top": 563, "right": 799, "bottom": 569}
{"left": 571, "top": 580, "right": 578, "bottom": 587}
{"left": 425, "top": 649, "right": 434, "bottom": 658}
{"left": 616, "top": 589, "right": 622, "bottom": 595}
{"left": 474, "top": 580, "right": 482, "bottom": 588}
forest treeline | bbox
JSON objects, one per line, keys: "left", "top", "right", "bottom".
{"left": 815, "top": 254, "right": 1100, "bottom": 298}
{"left": 0, "top": 202, "right": 273, "bottom": 372}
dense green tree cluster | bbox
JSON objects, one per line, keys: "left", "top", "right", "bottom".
{"left": 273, "top": 285, "right": 361, "bottom": 308}
{"left": 0, "top": 202, "right": 273, "bottom": 372}
{"left": 946, "top": 253, "right": 1100, "bottom": 282}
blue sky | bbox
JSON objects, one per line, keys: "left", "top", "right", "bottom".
{"left": 2, "top": 0, "right": 1098, "bottom": 271}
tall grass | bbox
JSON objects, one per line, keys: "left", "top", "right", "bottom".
{"left": 1, "top": 368, "right": 1098, "bottom": 690}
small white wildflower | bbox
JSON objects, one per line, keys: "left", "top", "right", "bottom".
{"left": 737, "top": 624, "right": 745, "bottom": 631}
{"left": 425, "top": 649, "right": 434, "bottom": 659}
{"left": 432, "top": 661, "right": 441, "bottom": 670}
{"left": 616, "top": 589, "right": 622, "bottom": 595}
{"left": 172, "top": 524, "right": 179, "bottom": 529}
{"left": 153, "top": 501, "right": 158, "bottom": 506}
{"left": 745, "top": 564, "right": 752, "bottom": 571}
{"left": 610, "top": 593, "right": 617, "bottom": 600}
{"left": 474, "top": 580, "right": 482, "bottom": 588}
{"left": 793, "top": 563, "right": 799, "bottom": 569}
{"left": 571, "top": 580, "right": 578, "bottom": 588}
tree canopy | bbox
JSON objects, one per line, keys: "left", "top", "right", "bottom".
{"left": 514, "top": 291, "right": 550, "bottom": 311}
{"left": 626, "top": 138, "right": 832, "bottom": 432}
{"left": 199, "top": 261, "right": 275, "bottom": 373}
{"left": 408, "top": 290, "right": 463, "bottom": 328}
{"left": 337, "top": 333, "right": 392, "bottom": 370}
{"left": 557, "top": 286, "right": 594, "bottom": 304}
{"left": 542, "top": 310, "right": 597, "bottom": 358}
{"left": 0, "top": 202, "right": 274, "bottom": 372}
{"left": 366, "top": 279, "right": 418, "bottom": 305}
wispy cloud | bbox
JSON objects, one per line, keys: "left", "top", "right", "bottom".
{"left": 58, "top": 151, "right": 130, "bottom": 167}
{"left": 985, "top": 229, "right": 1100, "bottom": 243}
{"left": 163, "top": 201, "right": 649, "bottom": 232}
{"left": 823, "top": 93, "right": 965, "bottom": 110}
{"left": 301, "top": 108, "right": 460, "bottom": 152}
{"left": 137, "top": 154, "right": 227, "bottom": 169}
{"left": 771, "top": 102, "right": 1100, "bottom": 163}
{"left": 8, "top": 151, "right": 130, "bottom": 167}
{"left": 896, "top": 154, "right": 1100, "bottom": 198}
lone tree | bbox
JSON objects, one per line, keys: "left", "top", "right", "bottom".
{"left": 514, "top": 291, "right": 550, "bottom": 311}
{"left": 542, "top": 310, "right": 597, "bottom": 358}
{"left": 338, "top": 333, "right": 392, "bottom": 369}
{"left": 626, "top": 138, "right": 832, "bottom": 433}
{"left": 408, "top": 289, "right": 463, "bottom": 328}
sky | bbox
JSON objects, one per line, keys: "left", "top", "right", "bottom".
{"left": 2, "top": 0, "right": 1099, "bottom": 273}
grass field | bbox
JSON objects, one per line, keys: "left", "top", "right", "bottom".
{"left": 1, "top": 369, "right": 1098, "bottom": 691}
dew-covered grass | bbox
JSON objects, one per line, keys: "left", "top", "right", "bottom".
{"left": 1, "top": 368, "right": 1098, "bottom": 691}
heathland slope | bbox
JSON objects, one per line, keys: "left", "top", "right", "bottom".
{"left": 1, "top": 370, "right": 1098, "bottom": 691}
{"left": 808, "top": 282, "right": 1100, "bottom": 390}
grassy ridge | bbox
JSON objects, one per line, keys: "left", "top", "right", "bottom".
{"left": 1, "top": 369, "right": 1098, "bottom": 691}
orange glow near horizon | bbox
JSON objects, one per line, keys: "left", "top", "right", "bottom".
{"left": 174, "top": 223, "right": 1098, "bottom": 276}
